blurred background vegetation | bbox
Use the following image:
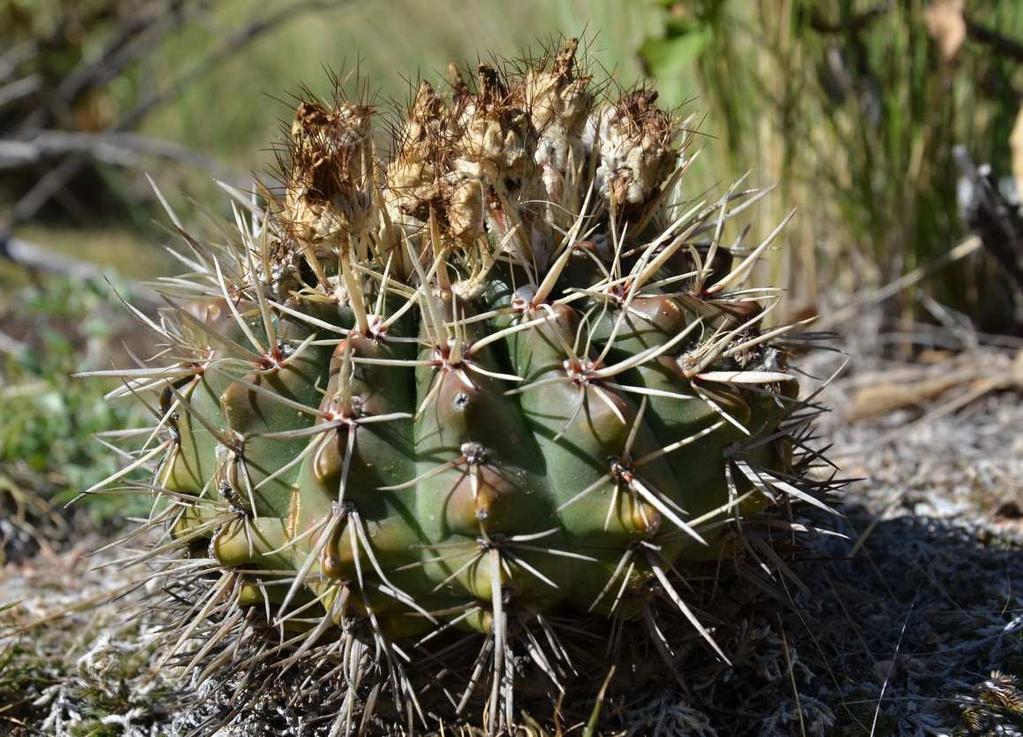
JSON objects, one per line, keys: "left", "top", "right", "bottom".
{"left": 2, "top": 0, "right": 1023, "bottom": 530}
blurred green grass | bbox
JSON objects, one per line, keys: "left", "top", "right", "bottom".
{"left": 640, "top": 0, "right": 1023, "bottom": 325}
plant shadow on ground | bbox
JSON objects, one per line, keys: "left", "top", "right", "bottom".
{"left": 569, "top": 506, "right": 1023, "bottom": 737}
{"left": 756, "top": 508, "right": 1023, "bottom": 737}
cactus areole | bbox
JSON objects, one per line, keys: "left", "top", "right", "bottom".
{"left": 95, "top": 40, "right": 833, "bottom": 734}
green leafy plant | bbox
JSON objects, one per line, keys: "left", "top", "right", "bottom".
{"left": 0, "top": 276, "right": 150, "bottom": 547}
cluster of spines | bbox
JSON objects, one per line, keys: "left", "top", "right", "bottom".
{"left": 79, "top": 39, "right": 842, "bottom": 735}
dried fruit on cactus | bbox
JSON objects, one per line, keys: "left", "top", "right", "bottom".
{"left": 90, "top": 39, "right": 834, "bottom": 734}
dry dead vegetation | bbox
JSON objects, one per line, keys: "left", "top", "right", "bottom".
{"left": 2, "top": 321, "right": 1023, "bottom": 737}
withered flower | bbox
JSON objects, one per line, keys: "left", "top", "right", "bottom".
{"left": 585, "top": 89, "right": 677, "bottom": 210}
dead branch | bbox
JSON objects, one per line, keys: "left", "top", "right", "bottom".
{"left": 0, "top": 130, "right": 246, "bottom": 185}
{"left": 1, "top": 0, "right": 335, "bottom": 239}
{"left": 0, "top": 42, "right": 38, "bottom": 83}
{"left": 965, "top": 16, "right": 1023, "bottom": 64}
{"left": 0, "top": 75, "right": 41, "bottom": 111}
{"left": 0, "top": 236, "right": 110, "bottom": 281}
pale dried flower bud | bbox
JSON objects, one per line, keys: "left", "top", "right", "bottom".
{"left": 456, "top": 65, "right": 535, "bottom": 188}
{"left": 585, "top": 90, "right": 677, "bottom": 209}
{"left": 386, "top": 82, "right": 484, "bottom": 246}
{"left": 285, "top": 101, "right": 374, "bottom": 242}
{"left": 524, "top": 39, "right": 593, "bottom": 204}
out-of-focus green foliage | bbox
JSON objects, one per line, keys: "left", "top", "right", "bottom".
{"left": 0, "top": 277, "right": 150, "bottom": 526}
{"left": 640, "top": 0, "right": 1023, "bottom": 330}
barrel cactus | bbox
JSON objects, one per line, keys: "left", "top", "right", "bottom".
{"left": 91, "top": 40, "right": 833, "bottom": 735}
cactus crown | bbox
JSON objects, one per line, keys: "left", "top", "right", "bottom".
{"left": 89, "top": 39, "right": 836, "bottom": 735}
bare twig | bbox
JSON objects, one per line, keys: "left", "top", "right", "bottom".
{"left": 820, "top": 236, "right": 983, "bottom": 328}
{"left": 40, "top": 1, "right": 205, "bottom": 131}
{"left": 1, "top": 0, "right": 335, "bottom": 238}
{"left": 0, "top": 130, "right": 245, "bottom": 184}
{"left": 2, "top": 157, "right": 86, "bottom": 238}
{"left": 0, "top": 75, "right": 41, "bottom": 111}
{"left": 966, "top": 16, "right": 1023, "bottom": 64}
{"left": 0, "top": 237, "right": 160, "bottom": 306}
{"left": 0, "top": 237, "right": 110, "bottom": 281}
{"left": 0, "top": 42, "right": 38, "bottom": 83}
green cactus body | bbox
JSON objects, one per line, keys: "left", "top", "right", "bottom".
{"left": 94, "top": 39, "right": 828, "bottom": 733}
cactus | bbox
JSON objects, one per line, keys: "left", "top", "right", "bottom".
{"left": 88, "top": 40, "right": 835, "bottom": 735}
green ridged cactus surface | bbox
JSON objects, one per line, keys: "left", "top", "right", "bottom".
{"left": 91, "top": 40, "right": 832, "bottom": 735}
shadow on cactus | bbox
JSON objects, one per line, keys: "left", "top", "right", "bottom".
{"left": 84, "top": 39, "right": 843, "bottom": 735}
